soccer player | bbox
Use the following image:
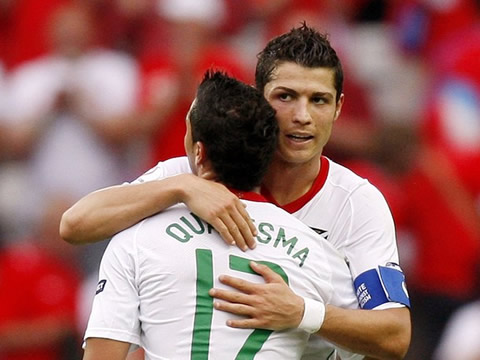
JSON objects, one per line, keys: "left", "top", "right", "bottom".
{"left": 82, "top": 70, "right": 360, "bottom": 359}
{"left": 62, "top": 24, "right": 411, "bottom": 359}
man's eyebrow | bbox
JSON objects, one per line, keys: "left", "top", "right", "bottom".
{"left": 275, "top": 86, "right": 331, "bottom": 94}
{"left": 273, "top": 86, "right": 296, "bottom": 93}
{"left": 312, "top": 91, "right": 334, "bottom": 99}
{"left": 273, "top": 86, "right": 334, "bottom": 99}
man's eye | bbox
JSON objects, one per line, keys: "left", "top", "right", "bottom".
{"left": 312, "top": 97, "right": 327, "bottom": 104}
{"left": 279, "top": 93, "right": 292, "bottom": 101}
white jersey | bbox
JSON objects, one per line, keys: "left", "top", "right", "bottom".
{"left": 263, "top": 156, "right": 400, "bottom": 284}
{"left": 84, "top": 192, "right": 358, "bottom": 360}
{"left": 132, "top": 156, "right": 401, "bottom": 295}
{"left": 124, "top": 155, "right": 408, "bottom": 359}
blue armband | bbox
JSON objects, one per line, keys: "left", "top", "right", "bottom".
{"left": 353, "top": 263, "right": 410, "bottom": 309}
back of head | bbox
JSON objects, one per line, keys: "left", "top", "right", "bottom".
{"left": 190, "top": 70, "right": 278, "bottom": 191}
{"left": 255, "top": 22, "right": 344, "bottom": 101}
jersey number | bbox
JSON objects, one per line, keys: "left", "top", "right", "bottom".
{"left": 191, "top": 249, "right": 289, "bottom": 359}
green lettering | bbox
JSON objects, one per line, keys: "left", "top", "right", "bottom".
{"left": 273, "top": 228, "right": 298, "bottom": 255}
{"left": 256, "top": 222, "right": 274, "bottom": 244}
{"left": 292, "top": 248, "right": 309, "bottom": 267}
{"left": 181, "top": 213, "right": 205, "bottom": 234}
{"left": 166, "top": 223, "right": 193, "bottom": 243}
{"left": 206, "top": 222, "right": 214, "bottom": 234}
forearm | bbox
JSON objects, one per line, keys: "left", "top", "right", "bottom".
{"left": 318, "top": 306, "right": 411, "bottom": 360}
{"left": 83, "top": 338, "right": 130, "bottom": 360}
{"left": 60, "top": 176, "right": 188, "bottom": 244}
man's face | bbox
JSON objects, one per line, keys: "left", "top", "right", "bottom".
{"left": 184, "top": 99, "right": 197, "bottom": 174}
{"left": 263, "top": 62, "right": 344, "bottom": 167}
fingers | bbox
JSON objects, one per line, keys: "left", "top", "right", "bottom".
{"left": 226, "top": 318, "right": 260, "bottom": 329}
{"left": 209, "top": 275, "right": 297, "bottom": 331}
{"left": 235, "top": 202, "right": 258, "bottom": 249}
{"left": 213, "top": 301, "right": 260, "bottom": 329}
{"left": 211, "top": 214, "right": 248, "bottom": 250}
{"left": 220, "top": 212, "right": 249, "bottom": 251}
{"left": 182, "top": 177, "right": 257, "bottom": 250}
{"left": 214, "top": 266, "right": 284, "bottom": 298}
{"left": 211, "top": 203, "right": 257, "bottom": 251}
{"left": 249, "top": 262, "right": 284, "bottom": 283}
{"left": 209, "top": 286, "right": 252, "bottom": 303}
{"left": 208, "top": 217, "right": 236, "bottom": 247}
{"left": 213, "top": 300, "right": 251, "bottom": 316}
{"left": 209, "top": 289, "right": 264, "bottom": 329}
{"left": 217, "top": 274, "right": 258, "bottom": 293}
{"left": 222, "top": 201, "right": 257, "bottom": 251}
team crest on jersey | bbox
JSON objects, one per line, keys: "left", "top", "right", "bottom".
{"left": 96, "top": 279, "right": 107, "bottom": 295}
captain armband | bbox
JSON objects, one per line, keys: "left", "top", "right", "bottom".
{"left": 297, "top": 297, "right": 326, "bottom": 333}
{"left": 353, "top": 263, "right": 410, "bottom": 310}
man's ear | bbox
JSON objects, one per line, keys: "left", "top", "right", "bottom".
{"left": 194, "top": 141, "right": 216, "bottom": 180}
{"left": 334, "top": 93, "right": 345, "bottom": 121}
{"left": 194, "top": 141, "right": 206, "bottom": 168}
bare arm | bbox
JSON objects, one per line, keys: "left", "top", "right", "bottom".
{"left": 209, "top": 262, "right": 411, "bottom": 360}
{"left": 320, "top": 306, "right": 410, "bottom": 360}
{"left": 60, "top": 174, "right": 257, "bottom": 249}
{"left": 83, "top": 338, "right": 130, "bottom": 360}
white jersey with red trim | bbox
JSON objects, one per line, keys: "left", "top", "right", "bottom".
{"left": 126, "top": 155, "right": 407, "bottom": 358}
{"left": 260, "top": 156, "right": 400, "bottom": 286}
{"left": 132, "top": 156, "right": 402, "bottom": 295}
{"left": 84, "top": 192, "right": 359, "bottom": 359}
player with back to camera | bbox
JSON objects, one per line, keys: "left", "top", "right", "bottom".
{"left": 82, "top": 70, "right": 361, "bottom": 360}
{"left": 62, "top": 24, "right": 411, "bottom": 359}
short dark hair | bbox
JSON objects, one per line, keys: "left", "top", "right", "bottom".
{"left": 255, "top": 22, "right": 344, "bottom": 102}
{"left": 190, "top": 70, "right": 278, "bottom": 191}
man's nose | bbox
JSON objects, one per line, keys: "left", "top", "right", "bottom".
{"left": 293, "top": 100, "right": 312, "bottom": 124}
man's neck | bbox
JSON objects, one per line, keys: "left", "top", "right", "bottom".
{"left": 263, "top": 157, "right": 322, "bottom": 206}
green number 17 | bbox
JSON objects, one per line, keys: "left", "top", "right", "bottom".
{"left": 191, "top": 249, "right": 289, "bottom": 360}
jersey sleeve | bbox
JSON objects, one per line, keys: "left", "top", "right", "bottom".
{"left": 129, "top": 156, "right": 191, "bottom": 184}
{"left": 343, "top": 182, "right": 409, "bottom": 309}
{"left": 344, "top": 182, "right": 399, "bottom": 276}
{"left": 83, "top": 225, "right": 142, "bottom": 347}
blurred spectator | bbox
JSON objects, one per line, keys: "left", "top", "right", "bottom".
{"left": 85, "top": 0, "right": 169, "bottom": 60}
{"left": 434, "top": 299, "right": 480, "bottom": 360}
{"left": 0, "top": 195, "right": 83, "bottom": 360}
{"left": 372, "top": 118, "right": 480, "bottom": 360}
{"left": 0, "top": 3, "right": 142, "bottom": 245}
{"left": 434, "top": 257, "right": 480, "bottom": 360}
{"left": 388, "top": 0, "right": 479, "bottom": 60}
{"left": 140, "top": 0, "right": 250, "bottom": 166}
{"left": 0, "top": 60, "right": 7, "bottom": 159}
{"left": 372, "top": 7, "right": 480, "bottom": 341}
{"left": 0, "top": 0, "right": 72, "bottom": 70}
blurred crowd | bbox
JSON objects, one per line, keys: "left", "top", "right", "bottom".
{"left": 0, "top": 0, "right": 479, "bottom": 359}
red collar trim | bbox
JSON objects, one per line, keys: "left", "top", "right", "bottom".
{"left": 228, "top": 188, "right": 269, "bottom": 202}
{"left": 261, "top": 156, "right": 330, "bottom": 213}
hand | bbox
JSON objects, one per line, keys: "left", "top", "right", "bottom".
{"left": 209, "top": 261, "right": 304, "bottom": 330}
{"left": 181, "top": 175, "right": 257, "bottom": 250}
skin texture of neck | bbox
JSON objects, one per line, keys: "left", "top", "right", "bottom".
{"left": 263, "top": 154, "right": 322, "bottom": 206}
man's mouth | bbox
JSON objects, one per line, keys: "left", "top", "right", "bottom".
{"left": 286, "top": 134, "right": 314, "bottom": 142}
